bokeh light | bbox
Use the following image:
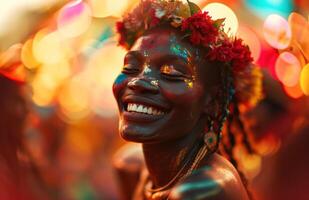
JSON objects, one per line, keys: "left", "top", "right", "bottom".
{"left": 21, "top": 39, "right": 40, "bottom": 70}
{"left": 288, "top": 12, "right": 309, "bottom": 61}
{"left": 58, "top": 77, "right": 91, "bottom": 122}
{"left": 86, "top": 39, "right": 126, "bottom": 117}
{"left": 283, "top": 83, "right": 304, "bottom": 99}
{"left": 202, "top": 3, "right": 239, "bottom": 36}
{"left": 237, "top": 26, "right": 261, "bottom": 62}
{"left": 87, "top": 0, "right": 133, "bottom": 18}
{"left": 263, "top": 14, "right": 291, "bottom": 49}
{"left": 245, "top": 0, "right": 294, "bottom": 18}
{"left": 275, "top": 52, "right": 301, "bottom": 87}
{"left": 300, "top": 64, "right": 309, "bottom": 96}
{"left": 33, "top": 30, "right": 70, "bottom": 64}
{"left": 57, "top": 0, "right": 92, "bottom": 38}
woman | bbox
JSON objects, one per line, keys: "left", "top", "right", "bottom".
{"left": 112, "top": 1, "right": 262, "bottom": 199}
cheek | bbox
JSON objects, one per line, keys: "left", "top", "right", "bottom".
{"left": 112, "top": 73, "right": 129, "bottom": 98}
{"left": 160, "top": 81, "right": 204, "bottom": 104}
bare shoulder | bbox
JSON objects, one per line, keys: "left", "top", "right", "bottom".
{"left": 113, "top": 143, "right": 144, "bottom": 200}
{"left": 169, "top": 153, "right": 249, "bottom": 200}
{"left": 113, "top": 143, "right": 144, "bottom": 171}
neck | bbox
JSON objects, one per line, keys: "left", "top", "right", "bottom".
{"left": 142, "top": 118, "right": 206, "bottom": 188}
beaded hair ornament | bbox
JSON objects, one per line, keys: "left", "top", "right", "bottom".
{"left": 116, "top": 0, "right": 262, "bottom": 107}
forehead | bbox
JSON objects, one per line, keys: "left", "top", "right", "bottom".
{"left": 130, "top": 29, "right": 195, "bottom": 59}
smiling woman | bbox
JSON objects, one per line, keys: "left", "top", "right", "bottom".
{"left": 112, "top": 1, "right": 262, "bottom": 200}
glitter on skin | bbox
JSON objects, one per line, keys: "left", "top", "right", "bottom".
{"left": 144, "top": 65, "right": 152, "bottom": 74}
{"left": 150, "top": 80, "right": 159, "bottom": 87}
{"left": 184, "top": 79, "right": 193, "bottom": 89}
{"left": 170, "top": 43, "right": 192, "bottom": 65}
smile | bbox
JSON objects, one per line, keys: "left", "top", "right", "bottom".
{"left": 127, "top": 103, "right": 165, "bottom": 115}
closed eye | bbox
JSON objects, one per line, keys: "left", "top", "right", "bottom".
{"left": 160, "top": 64, "right": 191, "bottom": 80}
{"left": 122, "top": 64, "right": 141, "bottom": 75}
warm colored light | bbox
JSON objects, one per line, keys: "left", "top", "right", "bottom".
{"left": 58, "top": 78, "right": 91, "bottom": 121}
{"left": 202, "top": 3, "right": 238, "bottom": 36}
{"left": 57, "top": 0, "right": 92, "bottom": 38}
{"left": 31, "top": 77, "right": 55, "bottom": 107}
{"left": 242, "top": 154, "right": 262, "bottom": 179}
{"left": 300, "top": 64, "right": 309, "bottom": 96}
{"left": 85, "top": 39, "right": 126, "bottom": 117}
{"left": 255, "top": 135, "right": 281, "bottom": 156}
{"left": 237, "top": 26, "right": 261, "bottom": 62}
{"left": 256, "top": 42, "right": 279, "bottom": 79}
{"left": 21, "top": 39, "right": 40, "bottom": 69}
{"left": 87, "top": 0, "right": 133, "bottom": 18}
{"left": 33, "top": 31, "right": 68, "bottom": 64}
{"left": 283, "top": 83, "right": 304, "bottom": 99}
{"left": 263, "top": 14, "right": 291, "bottom": 49}
{"left": 275, "top": 52, "right": 301, "bottom": 87}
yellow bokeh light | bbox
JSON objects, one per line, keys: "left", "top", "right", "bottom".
{"left": 21, "top": 39, "right": 40, "bottom": 70}
{"left": 87, "top": 0, "right": 133, "bottom": 18}
{"left": 263, "top": 14, "right": 291, "bottom": 49}
{"left": 58, "top": 78, "right": 91, "bottom": 121}
{"left": 85, "top": 39, "right": 126, "bottom": 117}
{"left": 33, "top": 31, "right": 68, "bottom": 64}
{"left": 300, "top": 64, "right": 309, "bottom": 96}
{"left": 202, "top": 3, "right": 239, "bottom": 36}
{"left": 31, "top": 79, "right": 55, "bottom": 107}
{"left": 39, "top": 60, "right": 71, "bottom": 83}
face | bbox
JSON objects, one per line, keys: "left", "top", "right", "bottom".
{"left": 113, "top": 28, "right": 216, "bottom": 144}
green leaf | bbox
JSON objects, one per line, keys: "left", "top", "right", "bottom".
{"left": 213, "top": 18, "right": 226, "bottom": 28}
{"left": 186, "top": 0, "right": 201, "bottom": 16}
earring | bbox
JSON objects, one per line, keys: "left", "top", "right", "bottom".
{"left": 204, "top": 121, "right": 218, "bottom": 152}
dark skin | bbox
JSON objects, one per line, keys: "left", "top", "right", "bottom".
{"left": 113, "top": 27, "right": 249, "bottom": 200}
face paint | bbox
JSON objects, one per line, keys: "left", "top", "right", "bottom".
{"left": 170, "top": 35, "right": 193, "bottom": 65}
{"left": 114, "top": 73, "right": 127, "bottom": 85}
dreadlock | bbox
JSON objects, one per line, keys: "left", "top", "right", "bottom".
{"left": 211, "top": 64, "right": 255, "bottom": 200}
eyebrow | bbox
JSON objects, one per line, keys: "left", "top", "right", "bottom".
{"left": 124, "top": 51, "right": 143, "bottom": 60}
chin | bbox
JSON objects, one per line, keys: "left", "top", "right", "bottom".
{"left": 119, "top": 119, "right": 166, "bottom": 144}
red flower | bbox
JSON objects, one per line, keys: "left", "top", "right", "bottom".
{"left": 181, "top": 12, "right": 218, "bottom": 46}
{"left": 149, "top": 8, "right": 160, "bottom": 28}
{"left": 207, "top": 39, "right": 234, "bottom": 62}
{"left": 207, "top": 38, "right": 253, "bottom": 70}
{"left": 230, "top": 39, "right": 253, "bottom": 71}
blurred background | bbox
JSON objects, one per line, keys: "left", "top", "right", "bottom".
{"left": 0, "top": 0, "right": 308, "bottom": 199}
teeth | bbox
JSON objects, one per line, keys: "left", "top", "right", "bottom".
{"left": 127, "top": 103, "right": 165, "bottom": 115}
{"left": 147, "top": 107, "right": 152, "bottom": 115}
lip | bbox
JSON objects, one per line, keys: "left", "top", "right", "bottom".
{"left": 123, "top": 111, "right": 165, "bottom": 123}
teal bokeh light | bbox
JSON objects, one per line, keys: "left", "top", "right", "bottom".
{"left": 244, "top": 0, "right": 294, "bottom": 18}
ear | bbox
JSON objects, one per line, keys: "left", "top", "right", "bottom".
{"left": 202, "top": 87, "right": 220, "bottom": 119}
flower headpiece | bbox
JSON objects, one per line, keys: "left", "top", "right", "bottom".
{"left": 116, "top": 0, "right": 262, "bottom": 107}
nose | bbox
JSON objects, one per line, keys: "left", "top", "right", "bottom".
{"left": 127, "top": 77, "right": 159, "bottom": 94}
